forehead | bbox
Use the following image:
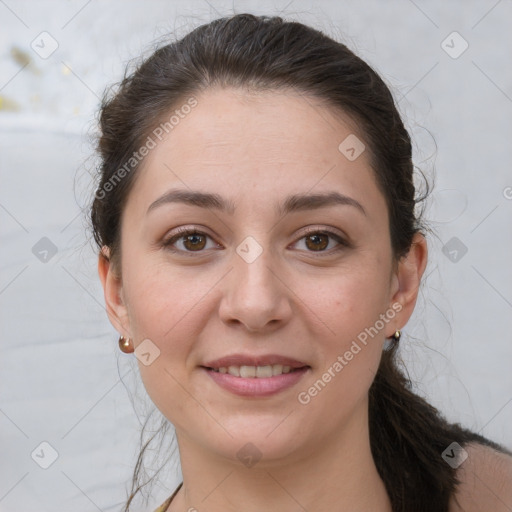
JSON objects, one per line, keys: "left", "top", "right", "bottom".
{"left": 124, "top": 86, "right": 387, "bottom": 223}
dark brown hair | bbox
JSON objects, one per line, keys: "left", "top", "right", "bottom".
{"left": 89, "top": 13, "right": 511, "bottom": 511}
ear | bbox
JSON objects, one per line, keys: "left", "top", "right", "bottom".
{"left": 97, "top": 246, "right": 132, "bottom": 337}
{"left": 387, "top": 232, "right": 428, "bottom": 337}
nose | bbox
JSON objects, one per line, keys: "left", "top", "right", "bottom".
{"left": 218, "top": 243, "right": 293, "bottom": 333}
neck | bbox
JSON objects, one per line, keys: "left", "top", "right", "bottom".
{"left": 170, "top": 398, "right": 393, "bottom": 512}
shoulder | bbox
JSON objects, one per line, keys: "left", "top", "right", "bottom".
{"left": 449, "top": 441, "right": 512, "bottom": 512}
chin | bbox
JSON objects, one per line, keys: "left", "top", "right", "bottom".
{"left": 201, "top": 420, "right": 310, "bottom": 466}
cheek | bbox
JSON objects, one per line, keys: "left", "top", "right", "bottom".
{"left": 293, "top": 264, "right": 388, "bottom": 400}
{"left": 124, "top": 260, "right": 207, "bottom": 417}
{"left": 295, "top": 263, "right": 389, "bottom": 342}
{"left": 123, "top": 256, "right": 203, "bottom": 338}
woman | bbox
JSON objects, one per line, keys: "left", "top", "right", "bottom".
{"left": 91, "top": 13, "right": 512, "bottom": 512}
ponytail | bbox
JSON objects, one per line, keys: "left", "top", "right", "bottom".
{"left": 369, "top": 340, "right": 511, "bottom": 512}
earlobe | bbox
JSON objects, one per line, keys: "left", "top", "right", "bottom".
{"left": 97, "top": 246, "right": 131, "bottom": 335}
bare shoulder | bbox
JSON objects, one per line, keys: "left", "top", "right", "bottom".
{"left": 449, "top": 441, "right": 512, "bottom": 512}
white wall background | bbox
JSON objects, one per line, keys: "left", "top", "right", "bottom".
{"left": 1, "top": 0, "right": 511, "bottom": 510}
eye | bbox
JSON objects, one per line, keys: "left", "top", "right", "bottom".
{"left": 292, "top": 228, "right": 349, "bottom": 255}
{"left": 162, "top": 227, "right": 219, "bottom": 255}
{"left": 162, "top": 226, "right": 349, "bottom": 257}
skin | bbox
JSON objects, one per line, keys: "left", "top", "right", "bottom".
{"left": 98, "top": 86, "right": 429, "bottom": 512}
{"left": 449, "top": 443, "right": 512, "bottom": 512}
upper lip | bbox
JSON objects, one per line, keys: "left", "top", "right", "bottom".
{"left": 202, "top": 354, "right": 310, "bottom": 369}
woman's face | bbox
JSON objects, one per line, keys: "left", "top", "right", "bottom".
{"left": 100, "top": 87, "right": 424, "bottom": 464}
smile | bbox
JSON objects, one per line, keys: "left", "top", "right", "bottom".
{"left": 207, "top": 364, "right": 301, "bottom": 377}
{"left": 202, "top": 365, "right": 310, "bottom": 397}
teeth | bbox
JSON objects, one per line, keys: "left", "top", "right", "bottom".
{"left": 273, "top": 364, "right": 283, "bottom": 375}
{"left": 256, "top": 365, "right": 272, "bottom": 378}
{"left": 212, "top": 364, "right": 299, "bottom": 377}
{"left": 227, "top": 366, "right": 240, "bottom": 377}
{"left": 240, "top": 366, "right": 255, "bottom": 378}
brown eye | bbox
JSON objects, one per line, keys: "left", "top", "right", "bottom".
{"left": 163, "top": 228, "right": 217, "bottom": 255}
{"left": 182, "top": 233, "right": 207, "bottom": 251}
{"left": 163, "top": 227, "right": 348, "bottom": 257}
{"left": 293, "top": 229, "right": 349, "bottom": 255}
{"left": 305, "top": 233, "right": 329, "bottom": 251}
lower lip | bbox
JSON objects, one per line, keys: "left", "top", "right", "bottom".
{"left": 202, "top": 367, "right": 310, "bottom": 397}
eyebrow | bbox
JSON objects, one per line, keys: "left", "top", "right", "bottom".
{"left": 146, "top": 189, "right": 367, "bottom": 217}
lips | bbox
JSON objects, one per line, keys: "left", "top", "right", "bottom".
{"left": 201, "top": 353, "right": 311, "bottom": 397}
{"left": 202, "top": 353, "right": 309, "bottom": 370}
{"left": 203, "top": 365, "right": 310, "bottom": 397}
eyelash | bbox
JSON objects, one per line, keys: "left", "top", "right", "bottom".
{"left": 161, "top": 226, "right": 350, "bottom": 257}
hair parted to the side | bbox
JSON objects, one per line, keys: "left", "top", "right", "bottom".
{"left": 89, "top": 13, "right": 511, "bottom": 512}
